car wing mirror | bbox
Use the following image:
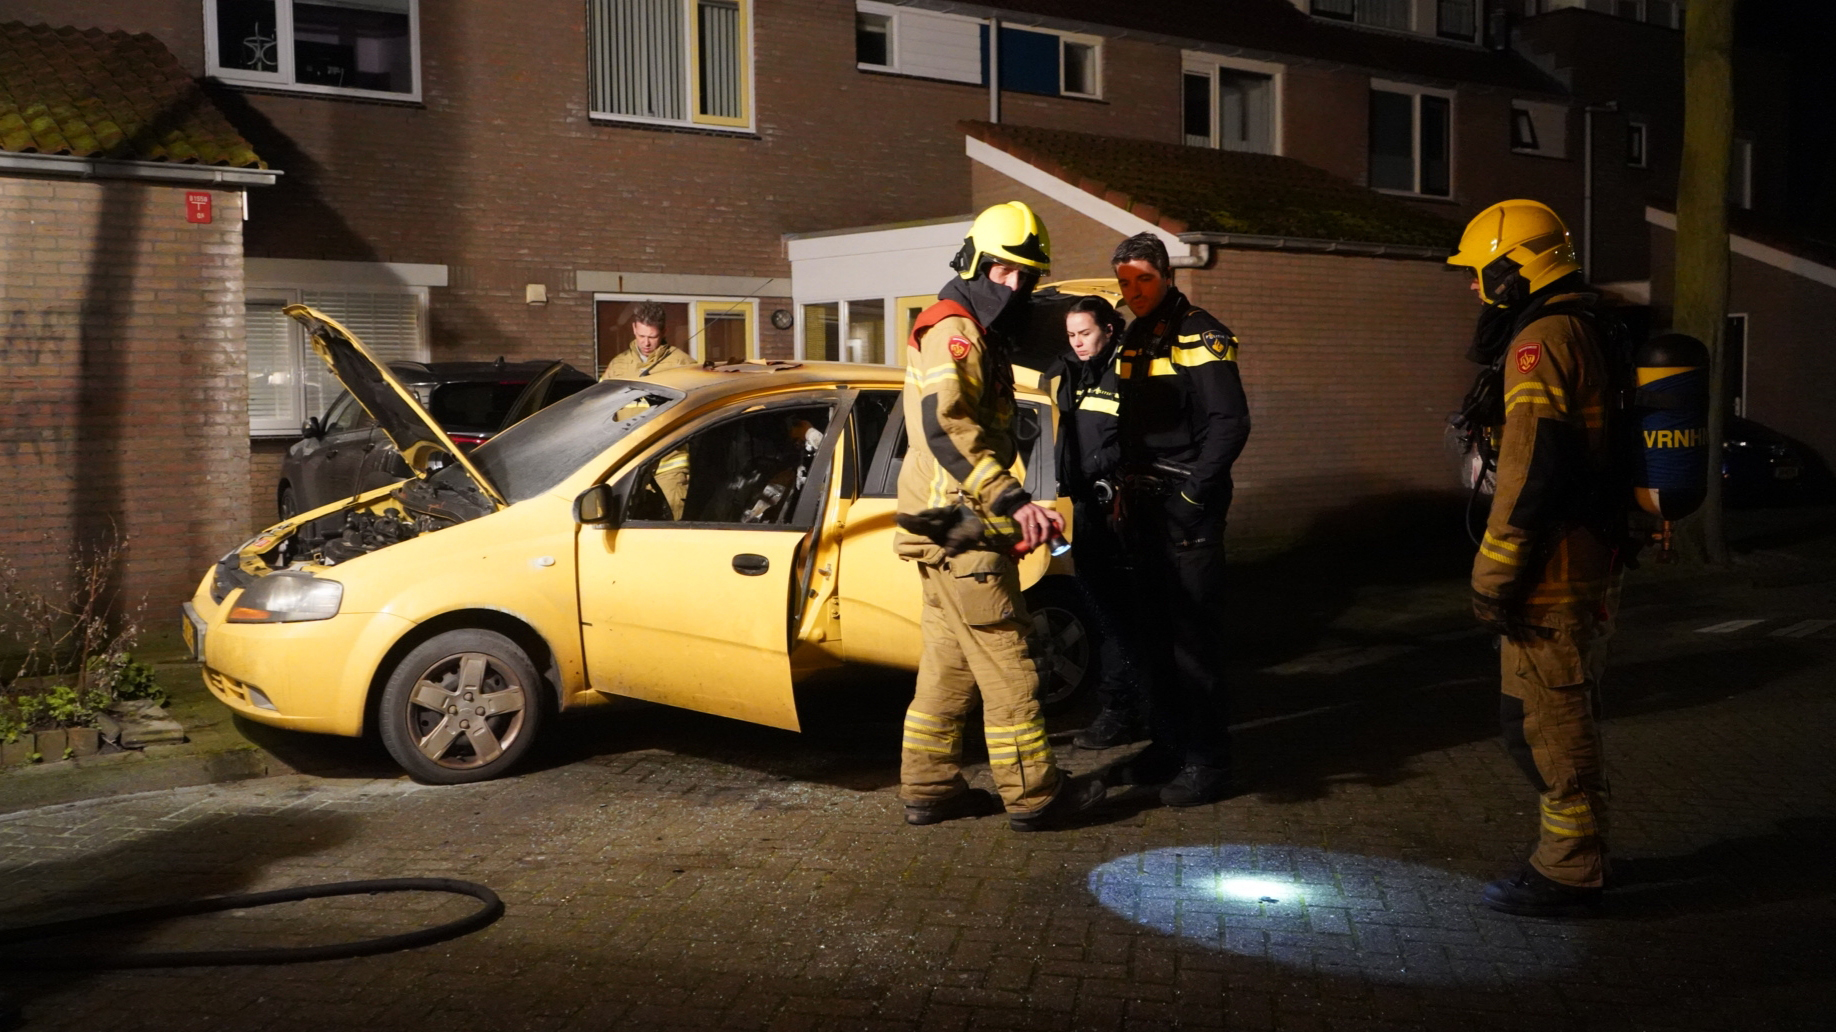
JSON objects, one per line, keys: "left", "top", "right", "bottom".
{"left": 302, "top": 415, "right": 327, "bottom": 439}
{"left": 574, "top": 483, "right": 621, "bottom": 529}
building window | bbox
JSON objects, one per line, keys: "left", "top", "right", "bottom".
{"left": 1183, "top": 56, "right": 1281, "bottom": 153}
{"left": 1510, "top": 100, "right": 1568, "bottom": 158}
{"left": 994, "top": 26, "right": 1103, "bottom": 99}
{"left": 856, "top": 9, "right": 891, "bottom": 67}
{"left": 1369, "top": 84, "right": 1452, "bottom": 197}
{"left": 246, "top": 288, "right": 428, "bottom": 436}
{"left": 1437, "top": 0, "right": 1478, "bottom": 41}
{"left": 799, "top": 299, "right": 890, "bottom": 364}
{"left": 1311, "top": 0, "right": 1412, "bottom": 32}
{"left": 593, "top": 296, "right": 757, "bottom": 373}
{"left": 1627, "top": 121, "right": 1648, "bottom": 167}
{"left": 588, "top": 0, "right": 754, "bottom": 130}
{"left": 1730, "top": 136, "right": 1753, "bottom": 209}
{"left": 206, "top": 0, "right": 419, "bottom": 100}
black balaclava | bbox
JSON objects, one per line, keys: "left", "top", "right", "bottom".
{"left": 939, "top": 263, "right": 1035, "bottom": 342}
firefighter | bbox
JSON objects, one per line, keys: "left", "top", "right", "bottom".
{"left": 1053, "top": 296, "right": 1146, "bottom": 749}
{"left": 895, "top": 201, "right": 1108, "bottom": 832}
{"left": 1448, "top": 199, "right": 1619, "bottom": 917}
{"left": 603, "top": 302, "right": 696, "bottom": 517}
{"left": 1110, "top": 232, "right": 1249, "bottom": 808}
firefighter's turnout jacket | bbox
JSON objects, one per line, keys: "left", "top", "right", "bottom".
{"left": 603, "top": 342, "right": 697, "bottom": 517}
{"left": 601, "top": 341, "right": 697, "bottom": 380}
{"left": 1052, "top": 340, "right": 1123, "bottom": 501}
{"left": 895, "top": 298, "right": 1062, "bottom": 813}
{"left": 894, "top": 300, "right": 1030, "bottom": 557}
{"left": 1474, "top": 293, "right": 1618, "bottom": 889}
{"left": 1116, "top": 287, "right": 1251, "bottom": 509}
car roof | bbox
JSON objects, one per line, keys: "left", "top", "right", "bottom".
{"left": 609, "top": 359, "right": 1053, "bottom": 402}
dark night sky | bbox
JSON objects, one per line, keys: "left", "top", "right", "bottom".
{"left": 1736, "top": 0, "right": 1836, "bottom": 242}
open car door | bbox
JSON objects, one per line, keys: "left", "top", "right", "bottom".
{"left": 574, "top": 390, "right": 855, "bottom": 730}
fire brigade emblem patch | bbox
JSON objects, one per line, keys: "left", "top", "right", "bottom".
{"left": 1515, "top": 342, "right": 1543, "bottom": 375}
{"left": 947, "top": 336, "right": 972, "bottom": 361}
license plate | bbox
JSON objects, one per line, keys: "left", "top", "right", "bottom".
{"left": 181, "top": 603, "right": 206, "bottom": 660}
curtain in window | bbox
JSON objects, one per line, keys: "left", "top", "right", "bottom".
{"left": 697, "top": 1, "right": 742, "bottom": 119}
{"left": 1438, "top": 0, "right": 1478, "bottom": 40}
{"left": 1359, "top": 0, "right": 1412, "bottom": 31}
{"left": 589, "top": 0, "right": 685, "bottom": 120}
{"left": 246, "top": 301, "right": 297, "bottom": 429}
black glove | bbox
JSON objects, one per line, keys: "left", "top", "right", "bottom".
{"left": 1472, "top": 592, "right": 1514, "bottom": 636}
{"left": 1165, "top": 491, "right": 1208, "bottom": 544}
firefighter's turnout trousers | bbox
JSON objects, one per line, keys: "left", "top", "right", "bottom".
{"left": 1474, "top": 300, "right": 1619, "bottom": 889}
{"left": 901, "top": 551, "right": 1062, "bottom": 813}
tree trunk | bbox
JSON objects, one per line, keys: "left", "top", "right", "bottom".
{"left": 1672, "top": 0, "right": 1736, "bottom": 564}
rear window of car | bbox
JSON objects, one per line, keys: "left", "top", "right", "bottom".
{"left": 463, "top": 381, "right": 682, "bottom": 503}
{"left": 427, "top": 381, "right": 527, "bottom": 433}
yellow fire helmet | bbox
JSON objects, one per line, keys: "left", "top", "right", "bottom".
{"left": 951, "top": 200, "right": 1052, "bottom": 279}
{"left": 1446, "top": 199, "right": 1580, "bottom": 305}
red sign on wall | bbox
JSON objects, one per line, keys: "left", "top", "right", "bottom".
{"left": 185, "top": 191, "right": 212, "bottom": 224}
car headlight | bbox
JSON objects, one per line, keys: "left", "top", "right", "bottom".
{"left": 227, "top": 572, "right": 344, "bottom": 623}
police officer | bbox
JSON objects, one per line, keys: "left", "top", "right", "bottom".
{"left": 603, "top": 302, "right": 697, "bottom": 517}
{"left": 1448, "top": 200, "right": 1619, "bottom": 917}
{"left": 1053, "top": 296, "right": 1145, "bottom": 749}
{"left": 895, "top": 201, "right": 1107, "bottom": 832}
{"left": 1110, "top": 232, "right": 1249, "bottom": 807}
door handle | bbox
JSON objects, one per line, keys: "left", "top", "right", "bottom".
{"left": 732, "top": 553, "right": 769, "bottom": 576}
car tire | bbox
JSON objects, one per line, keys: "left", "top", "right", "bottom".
{"left": 378, "top": 629, "right": 545, "bottom": 785}
{"left": 1025, "top": 577, "right": 1098, "bottom": 712}
{"left": 278, "top": 483, "right": 297, "bottom": 521}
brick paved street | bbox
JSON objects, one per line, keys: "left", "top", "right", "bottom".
{"left": 3, "top": 519, "right": 1834, "bottom": 1031}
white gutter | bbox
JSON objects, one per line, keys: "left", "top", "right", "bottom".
{"left": 0, "top": 151, "right": 280, "bottom": 186}
{"left": 1646, "top": 206, "right": 1836, "bottom": 290}
{"left": 1178, "top": 231, "right": 1452, "bottom": 261}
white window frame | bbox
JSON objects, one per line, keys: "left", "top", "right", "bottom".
{"left": 1369, "top": 78, "right": 1456, "bottom": 199}
{"left": 204, "top": 0, "right": 423, "bottom": 103}
{"left": 1054, "top": 31, "right": 1104, "bottom": 100}
{"left": 856, "top": 3, "right": 1102, "bottom": 99}
{"left": 1510, "top": 99, "right": 1569, "bottom": 159}
{"left": 794, "top": 297, "right": 899, "bottom": 366}
{"left": 1627, "top": 119, "right": 1649, "bottom": 167}
{"left": 244, "top": 285, "right": 431, "bottom": 437}
{"left": 1726, "top": 311, "right": 1749, "bottom": 417}
{"left": 587, "top": 0, "right": 757, "bottom": 133}
{"left": 1731, "top": 135, "right": 1754, "bottom": 210}
{"left": 855, "top": 2, "right": 897, "bottom": 71}
{"left": 592, "top": 292, "right": 759, "bottom": 362}
{"left": 1181, "top": 53, "right": 1285, "bottom": 155}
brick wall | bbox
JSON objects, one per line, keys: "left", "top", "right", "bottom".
{"left": 0, "top": 176, "right": 250, "bottom": 610}
{"left": 975, "top": 166, "right": 1478, "bottom": 553}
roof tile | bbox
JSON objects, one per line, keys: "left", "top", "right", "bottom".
{"left": 0, "top": 21, "right": 264, "bottom": 168}
{"left": 965, "top": 121, "right": 1458, "bottom": 249}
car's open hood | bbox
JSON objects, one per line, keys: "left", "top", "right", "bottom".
{"left": 283, "top": 304, "right": 508, "bottom": 509}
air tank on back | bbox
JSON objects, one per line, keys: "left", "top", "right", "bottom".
{"left": 1630, "top": 332, "right": 1710, "bottom": 520}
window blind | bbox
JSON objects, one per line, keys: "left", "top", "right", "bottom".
{"left": 697, "top": 1, "right": 741, "bottom": 119}
{"left": 246, "top": 301, "right": 297, "bottom": 429}
{"left": 589, "top": 0, "right": 686, "bottom": 120}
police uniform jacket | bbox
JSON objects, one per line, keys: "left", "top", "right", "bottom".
{"left": 1473, "top": 295, "right": 1615, "bottom": 621}
{"left": 895, "top": 300, "right": 1028, "bottom": 558}
{"left": 1116, "top": 287, "right": 1250, "bottom": 508}
{"left": 601, "top": 341, "right": 697, "bottom": 380}
{"left": 1051, "top": 340, "right": 1123, "bottom": 501}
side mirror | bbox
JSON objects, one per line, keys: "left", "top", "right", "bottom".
{"left": 573, "top": 483, "right": 620, "bottom": 528}
{"left": 302, "top": 416, "right": 327, "bottom": 440}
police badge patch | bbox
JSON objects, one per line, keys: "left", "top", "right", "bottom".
{"left": 1202, "top": 330, "right": 1234, "bottom": 359}
{"left": 948, "top": 336, "right": 972, "bottom": 361}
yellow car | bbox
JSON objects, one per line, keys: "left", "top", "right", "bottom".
{"left": 184, "top": 305, "right": 1100, "bottom": 783}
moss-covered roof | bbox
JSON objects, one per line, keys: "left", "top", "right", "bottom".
{"left": 0, "top": 22, "right": 263, "bottom": 168}
{"left": 965, "top": 121, "right": 1458, "bottom": 250}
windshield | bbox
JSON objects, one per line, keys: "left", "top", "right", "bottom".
{"left": 459, "top": 380, "right": 682, "bottom": 503}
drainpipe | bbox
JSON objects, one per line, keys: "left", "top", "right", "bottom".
{"left": 988, "top": 16, "right": 1000, "bottom": 123}
{"left": 1582, "top": 101, "right": 1619, "bottom": 280}
{"left": 1168, "top": 243, "right": 1214, "bottom": 269}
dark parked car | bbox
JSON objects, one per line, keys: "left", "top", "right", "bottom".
{"left": 279, "top": 360, "right": 594, "bottom": 519}
{"left": 1722, "top": 416, "right": 1825, "bottom": 508}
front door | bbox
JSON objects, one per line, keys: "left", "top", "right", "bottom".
{"left": 575, "top": 392, "right": 852, "bottom": 730}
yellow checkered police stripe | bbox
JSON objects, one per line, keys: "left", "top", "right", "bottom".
{"left": 903, "top": 709, "right": 962, "bottom": 757}
{"left": 1541, "top": 798, "right": 1598, "bottom": 838}
{"left": 983, "top": 720, "right": 1050, "bottom": 762}
{"left": 1171, "top": 343, "right": 1237, "bottom": 366}
{"left": 1479, "top": 531, "right": 1524, "bottom": 566}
